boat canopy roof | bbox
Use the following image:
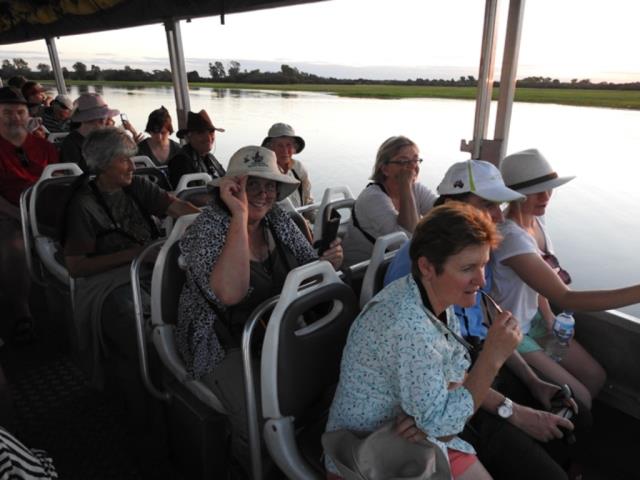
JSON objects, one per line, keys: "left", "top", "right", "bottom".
{"left": 0, "top": 0, "right": 327, "bottom": 45}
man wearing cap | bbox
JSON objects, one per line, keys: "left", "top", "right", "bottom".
{"left": 41, "top": 94, "right": 73, "bottom": 133}
{"left": 383, "top": 160, "right": 581, "bottom": 480}
{"left": 262, "top": 122, "right": 313, "bottom": 209}
{"left": 0, "top": 87, "right": 59, "bottom": 343}
{"left": 167, "top": 109, "right": 226, "bottom": 188}
{"left": 21, "top": 81, "right": 53, "bottom": 117}
{"left": 60, "top": 92, "right": 119, "bottom": 171}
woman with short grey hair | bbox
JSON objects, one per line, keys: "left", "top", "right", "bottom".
{"left": 342, "top": 135, "right": 437, "bottom": 266}
{"left": 62, "top": 126, "right": 199, "bottom": 410}
{"left": 82, "top": 126, "right": 137, "bottom": 174}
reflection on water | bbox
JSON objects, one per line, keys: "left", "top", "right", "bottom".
{"left": 67, "top": 85, "right": 640, "bottom": 317}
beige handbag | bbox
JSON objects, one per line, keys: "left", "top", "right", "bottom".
{"left": 322, "top": 422, "right": 451, "bottom": 480}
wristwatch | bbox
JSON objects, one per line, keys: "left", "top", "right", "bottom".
{"left": 498, "top": 397, "right": 513, "bottom": 419}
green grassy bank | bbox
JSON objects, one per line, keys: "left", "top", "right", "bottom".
{"left": 66, "top": 80, "right": 640, "bottom": 110}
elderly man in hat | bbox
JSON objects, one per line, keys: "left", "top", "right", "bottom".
{"left": 167, "top": 109, "right": 226, "bottom": 188}
{"left": 0, "top": 87, "right": 59, "bottom": 344}
{"left": 262, "top": 122, "right": 313, "bottom": 209}
{"left": 41, "top": 94, "right": 73, "bottom": 133}
{"left": 60, "top": 92, "right": 119, "bottom": 171}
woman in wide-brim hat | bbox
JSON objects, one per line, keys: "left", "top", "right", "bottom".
{"left": 175, "top": 145, "right": 342, "bottom": 477}
{"left": 491, "top": 148, "right": 640, "bottom": 411}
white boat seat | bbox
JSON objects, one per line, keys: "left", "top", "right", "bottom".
{"left": 312, "top": 186, "right": 354, "bottom": 243}
{"left": 260, "top": 261, "right": 359, "bottom": 479}
{"left": 150, "top": 213, "right": 227, "bottom": 413}
{"left": 359, "top": 231, "right": 408, "bottom": 308}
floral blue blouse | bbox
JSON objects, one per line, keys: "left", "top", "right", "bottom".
{"left": 325, "top": 275, "right": 476, "bottom": 472}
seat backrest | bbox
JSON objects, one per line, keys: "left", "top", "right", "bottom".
{"left": 149, "top": 213, "right": 227, "bottom": 413}
{"left": 133, "top": 166, "right": 172, "bottom": 191}
{"left": 261, "top": 261, "right": 359, "bottom": 478}
{"left": 151, "top": 213, "right": 199, "bottom": 328}
{"left": 359, "top": 231, "right": 407, "bottom": 308}
{"left": 47, "top": 132, "right": 69, "bottom": 144}
{"left": 312, "top": 186, "right": 354, "bottom": 242}
{"left": 173, "top": 172, "right": 212, "bottom": 193}
{"left": 26, "top": 163, "right": 84, "bottom": 285}
{"left": 132, "top": 155, "right": 155, "bottom": 168}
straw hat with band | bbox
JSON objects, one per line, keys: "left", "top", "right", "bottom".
{"left": 71, "top": 93, "right": 119, "bottom": 122}
{"left": 261, "top": 122, "right": 305, "bottom": 153}
{"left": 176, "top": 110, "right": 225, "bottom": 139}
{"left": 437, "top": 159, "right": 525, "bottom": 203}
{"left": 500, "top": 148, "right": 575, "bottom": 195}
{"left": 209, "top": 146, "right": 299, "bottom": 201}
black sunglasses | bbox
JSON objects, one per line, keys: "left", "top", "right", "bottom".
{"left": 542, "top": 252, "right": 572, "bottom": 285}
{"left": 15, "top": 147, "right": 29, "bottom": 168}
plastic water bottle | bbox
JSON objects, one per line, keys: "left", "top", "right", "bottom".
{"left": 545, "top": 311, "right": 575, "bottom": 362}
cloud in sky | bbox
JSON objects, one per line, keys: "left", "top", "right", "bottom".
{"left": 1, "top": 0, "right": 639, "bottom": 82}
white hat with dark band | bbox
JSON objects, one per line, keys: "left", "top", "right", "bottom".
{"left": 500, "top": 148, "right": 575, "bottom": 195}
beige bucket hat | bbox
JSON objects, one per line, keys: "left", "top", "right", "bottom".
{"left": 209, "top": 146, "right": 300, "bottom": 201}
{"left": 261, "top": 122, "right": 305, "bottom": 153}
{"left": 71, "top": 93, "right": 119, "bottom": 122}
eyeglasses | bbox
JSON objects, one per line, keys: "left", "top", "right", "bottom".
{"left": 542, "top": 252, "right": 572, "bottom": 285}
{"left": 246, "top": 180, "right": 278, "bottom": 196}
{"left": 386, "top": 158, "right": 423, "bottom": 166}
{"left": 15, "top": 147, "right": 29, "bottom": 168}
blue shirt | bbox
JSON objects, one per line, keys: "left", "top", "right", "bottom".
{"left": 325, "top": 275, "right": 475, "bottom": 473}
{"left": 384, "top": 241, "right": 491, "bottom": 339}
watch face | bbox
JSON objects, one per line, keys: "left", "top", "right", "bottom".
{"left": 498, "top": 399, "right": 513, "bottom": 418}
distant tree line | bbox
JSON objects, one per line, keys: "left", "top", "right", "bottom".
{"left": 2, "top": 58, "right": 640, "bottom": 90}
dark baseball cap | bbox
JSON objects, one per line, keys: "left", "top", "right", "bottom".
{"left": 0, "top": 87, "right": 28, "bottom": 105}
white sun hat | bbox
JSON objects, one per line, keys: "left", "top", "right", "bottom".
{"left": 500, "top": 148, "right": 575, "bottom": 195}
{"left": 209, "top": 146, "right": 299, "bottom": 201}
{"left": 437, "top": 159, "right": 525, "bottom": 203}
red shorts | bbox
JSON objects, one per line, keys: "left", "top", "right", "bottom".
{"left": 448, "top": 448, "right": 478, "bottom": 477}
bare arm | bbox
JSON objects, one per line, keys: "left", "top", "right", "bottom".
{"left": 480, "top": 388, "right": 573, "bottom": 442}
{"left": 208, "top": 176, "right": 251, "bottom": 305}
{"left": 504, "top": 252, "right": 640, "bottom": 311}
{"left": 463, "top": 310, "right": 522, "bottom": 410}
{"left": 166, "top": 198, "right": 200, "bottom": 218}
{"left": 395, "top": 171, "right": 419, "bottom": 233}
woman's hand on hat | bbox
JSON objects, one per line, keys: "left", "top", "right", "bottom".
{"left": 394, "top": 411, "right": 427, "bottom": 443}
{"left": 320, "top": 238, "right": 343, "bottom": 270}
{"left": 220, "top": 176, "right": 248, "bottom": 218}
{"left": 483, "top": 310, "right": 523, "bottom": 365}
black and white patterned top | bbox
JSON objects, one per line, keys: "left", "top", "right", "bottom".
{"left": 175, "top": 201, "right": 318, "bottom": 379}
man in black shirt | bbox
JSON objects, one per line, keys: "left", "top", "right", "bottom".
{"left": 167, "top": 109, "right": 226, "bottom": 188}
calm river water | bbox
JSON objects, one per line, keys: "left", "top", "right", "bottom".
{"left": 76, "top": 85, "right": 640, "bottom": 318}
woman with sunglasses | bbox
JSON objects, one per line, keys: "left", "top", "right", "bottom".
{"left": 175, "top": 146, "right": 342, "bottom": 477}
{"left": 492, "top": 148, "right": 640, "bottom": 410}
{"left": 342, "top": 135, "right": 437, "bottom": 266}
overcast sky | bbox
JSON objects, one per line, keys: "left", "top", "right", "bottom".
{"left": 2, "top": 0, "right": 639, "bottom": 81}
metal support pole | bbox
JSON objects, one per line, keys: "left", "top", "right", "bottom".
{"left": 164, "top": 20, "right": 191, "bottom": 132}
{"left": 45, "top": 37, "right": 67, "bottom": 94}
{"left": 494, "top": 0, "right": 526, "bottom": 162}
{"left": 461, "top": 0, "right": 499, "bottom": 160}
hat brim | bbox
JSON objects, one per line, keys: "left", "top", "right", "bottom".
{"left": 474, "top": 184, "right": 526, "bottom": 203}
{"left": 71, "top": 106, "right": 120, "bottom": 123}
{"left": 512, "top": 175, "right": 575, "bottom": 195}
{"left": 209, "top": 171, "right": 300, "bottom": 202}
{"left": 177, "top": 126, "right": 224, "bottom": 139}
{"left": 261, "top": 136, "right": 305, "bottom": 154}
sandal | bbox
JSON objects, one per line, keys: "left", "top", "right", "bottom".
{"left": 11, "top": 316, "right": 35, "bottom": 345}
